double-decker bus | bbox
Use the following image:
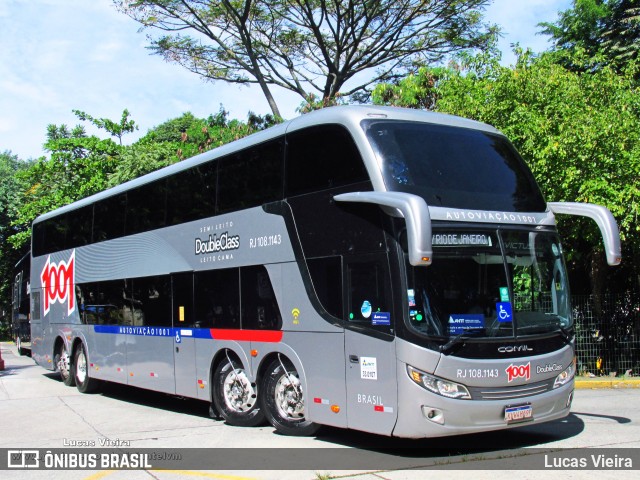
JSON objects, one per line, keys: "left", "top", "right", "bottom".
{"left": 12, "top": 252, "right": 31, "bottom": 356}
{"left": 29, "top": 106, "right": 621, "bottom": 438}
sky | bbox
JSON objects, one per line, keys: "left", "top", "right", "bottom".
{"left": 0, "top": 0, "right": 572, "bottom": 161}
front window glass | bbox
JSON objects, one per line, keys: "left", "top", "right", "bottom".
{"left": 406, "top": 229, "right": 571, "bottom": 341}
{"left": 363, "top": 120, "right": 546, "bottom": 212}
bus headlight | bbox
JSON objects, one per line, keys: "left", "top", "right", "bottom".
{"left": 553, "top": 363, "right": 575, "bottom": 388}
{"left": 407, "top": 365, "right": 471, "bottom": 399}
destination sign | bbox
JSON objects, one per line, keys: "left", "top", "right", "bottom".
{"left": 432, "top": 233, "right": 492, "bottom": 247}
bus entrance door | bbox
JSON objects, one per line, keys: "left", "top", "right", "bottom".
{"left": 173, "top": 272, "right": 197, "bottom": 398}
{"left": 344, "top": 255, "right": 398, "bottom": 436}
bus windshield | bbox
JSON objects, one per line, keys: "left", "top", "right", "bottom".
{"left": 363, "top": 120, "right": 546, "bottom": 212}
{"left": 405, "top": 229, "right": 571, "bottom": 340}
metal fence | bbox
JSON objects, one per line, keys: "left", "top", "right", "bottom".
{"left": 573, "top": 292, "right": 640, "bottom": 376}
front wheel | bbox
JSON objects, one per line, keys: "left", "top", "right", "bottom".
{"left": 261, "top": 357, "right": 320, "bottom": 436}
{"left": 74, "top": 343, "right": 101, "bottom": 393}
{"left": 212, "top": 357, "right": 265, "bottom": 427}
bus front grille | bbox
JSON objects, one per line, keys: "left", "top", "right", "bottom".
{"left": 468, "top": 379, "right": 555, "bottom": 400}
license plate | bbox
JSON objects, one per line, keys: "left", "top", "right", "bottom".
{"left": 504, "top": 403, "right": 533, "bottom": 424}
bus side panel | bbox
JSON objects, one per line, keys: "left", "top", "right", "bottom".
{"left": 89, "top": 326, "right": 128, "bottom": 384}
{"left": 256, "top": 332, "right": 348, "bottom": 429}
{"left": 126, "top": 335, "right": 176, "bottom": 394}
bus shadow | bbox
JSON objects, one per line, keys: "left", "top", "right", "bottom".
{"left": 0, "top": 364, "right": 38, "bottom": 377}
{"left": 312, "top": 413, "right": 587, "bottom": 455}
{"left": 98, "top": 382, "right": 211, "bottom": 418}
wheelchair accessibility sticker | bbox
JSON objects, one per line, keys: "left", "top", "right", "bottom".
{"left": 496, "top": 302, "right": 513, "bottom": 322}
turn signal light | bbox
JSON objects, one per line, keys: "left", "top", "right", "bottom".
{"left": 250, "top": 349, "right": 258, "bottom": 357}
{"left": 331, "top": 405, "right": 340, "bottom": 413}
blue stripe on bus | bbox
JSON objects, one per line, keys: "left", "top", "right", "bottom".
{"left": 93, "top": 325, "right": 213, "bottom": 339}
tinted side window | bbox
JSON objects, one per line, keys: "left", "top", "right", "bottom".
{"left": 126, "top": 179, "right": 168, "bottom": 235}
{"left": 194, "top": 268, "right": 240, "bottom": 329}
{"left": 94, "top": 194, "right": 126, "bottom": 243}
{"left": 285, "top": 124, "right": 369, "bottom": 197}
{"left": 167, "top": 164, "right": 217, "bottom": 225}
{"left": 217, "top": 139, "right": 283, "bottom": 214}
{"left": 307, "top": 256, "right": 343, "bottom": 318}
{"left": 241, "top": 265, "right": 282, "bottom": 330}
{"left": 67, "top": 204, "right": 94, "bottom": 249}
{"left": 77, "top": 279, "right": 130, "bottom": 325}
{"left": 345, "top": 255, "right": 392, "bottom": 333}
{"left": 131, "top": 275, "right": 173, "bottom": 327}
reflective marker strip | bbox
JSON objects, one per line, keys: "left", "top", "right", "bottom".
{"left": 374, "top": 405, "right": 394, "bottom": 413}
{"left": 313, "top": 397, "right": 329, "bottom": 405}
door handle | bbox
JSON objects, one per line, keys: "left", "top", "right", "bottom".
{"left": 349, "top": 355, "right": 359, "bottom": 363}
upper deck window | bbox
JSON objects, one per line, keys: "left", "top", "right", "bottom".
{"left": 363, "top": 120, "right": 546, "bottom": 212}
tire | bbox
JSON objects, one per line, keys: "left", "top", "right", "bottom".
{"left": 54, "top": 343, "right": 76, "bottom": 387}
{"left": 212, "top": 356, "right": 265, "bottom": 427}
{"left": 261, "top": 357, "right": 320, "bottom": 436}
{"left": 16, "top": 336, "right": 23, "bottom": 356}
{"left": 74, "top": 343, "right": 101, "bottom": 394}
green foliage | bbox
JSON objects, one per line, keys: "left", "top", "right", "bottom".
{"left": 9, "top": 113, "right": 127, "bottom": 249}
{"left": 539, "top": 0, "right": 640, "bottom": 74}
{"left": 109, "top": 108, "right": 274, "bottom": 184}
{"left": 0, "top": 151, "right": 32, "bottom": 323}
{"left": 72, "top": 108, "right": 138, "bottom": 144}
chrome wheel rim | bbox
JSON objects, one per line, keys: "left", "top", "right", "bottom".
{"left": 223, "top": 369, "right": 257, "bottom": 413}
{"left": 58, "top": 349, "right": 71, "bottom": 380}
{"left": 274, "top": 371, "right": 305, "bottom": 420}
{"left": 76, "top": 349, "right": 87, "bottom": 384}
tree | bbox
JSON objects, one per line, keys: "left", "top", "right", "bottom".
{"left": 9, "top": 112, "right": 129, "bottom": 249}
{"left": 109, "top": 108, "right": 272, "bottom": 185}
{"left": 72, "top": 109, "right": 138, "bottom": 145}
{"left": 0, "top": 151, "right": 33, "bottom": 324}
{"left": 373, "top": 51, "right": 640, "bottom": 296}
{"left": 539, "top": 0, "right": 640, "bottom": 74}
{"left": 115, "top": 0, "right": 498, "bottom": 116}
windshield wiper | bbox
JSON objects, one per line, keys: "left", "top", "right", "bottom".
{"left": 556, "top": 326, "right": 573, "bottom": 345}
{"left": 439, "top": 329, "right": 485, "bottom": 355}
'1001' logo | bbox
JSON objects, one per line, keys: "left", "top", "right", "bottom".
{"left": 505, "top": 362, "right": 531, "bottom": 383}
{"left": 41, "top": 250, "right": 75, "bottom": 316}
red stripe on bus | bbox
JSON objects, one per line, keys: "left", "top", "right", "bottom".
{"left": 209, "top": 329, "right": 283, "bottom": 343}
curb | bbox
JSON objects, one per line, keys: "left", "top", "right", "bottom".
{"left": 575, "top": 378, "right": 640, "bottom": 389}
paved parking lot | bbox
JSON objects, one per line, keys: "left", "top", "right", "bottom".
{"left": 1, "top": 342, "right": 639, "bottom": 479}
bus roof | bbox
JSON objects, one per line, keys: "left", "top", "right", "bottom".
{"left": 32, "top": 105, "right": 500, "bottom": 225}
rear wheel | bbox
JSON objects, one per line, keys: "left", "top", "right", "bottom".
{"left": 212, "top": 356, "right": 265, "bottom": 427}
{"left": 74, "top": 343, "right": 101, "bottom": 393}
{"left": 55, "top": 343, "right": 75, "bottom": 386}
{"left": 261, "top": 356, "right": 320, "bottom": 436}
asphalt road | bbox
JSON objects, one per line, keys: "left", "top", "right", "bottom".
{"left": 1, "top": 341, "right": 639, "bottom": 479}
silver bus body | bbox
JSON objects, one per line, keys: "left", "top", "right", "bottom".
{"left": 29, "top": 106, "right": 620, "bottom": 438}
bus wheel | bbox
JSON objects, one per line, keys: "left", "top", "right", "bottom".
{"left": 212, "top": 357, "right": 265, "bottom": 427}
{"left": 262, "top": 356, "right": 320, "bottom": 436}
{"left": 55, "top": 344, "right": 76, "bottom": 387}
{"left": 16, "top": 336, "right": 23, "bottom": 356}
{"left": 74, "top": 343, "right": 100, "bottom": 394}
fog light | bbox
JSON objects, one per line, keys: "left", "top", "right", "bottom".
{"left": 566, "top": 390, "right": 574, "bottom": 408}
{"left": 421, "top": 406, "right": 445, "bottom": 425}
